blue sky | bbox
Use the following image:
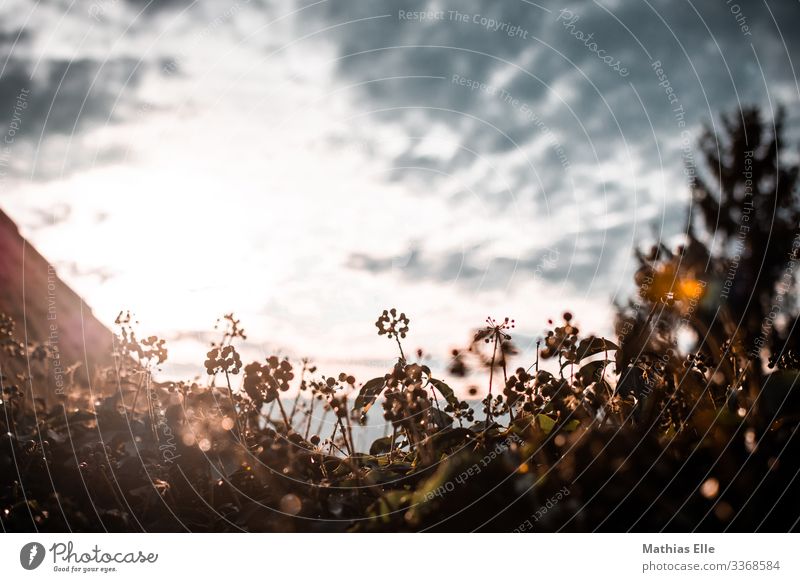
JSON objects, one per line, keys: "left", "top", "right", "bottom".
{"left": 1, "top": 0, "right": 799, "bottom": 379}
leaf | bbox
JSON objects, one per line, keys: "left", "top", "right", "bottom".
{"left": 616, "top": 365, "right": 649, "bottom": 398}
{"left": 429, "top": 427, "right": 475, "bottom": 452}
{"left": 574, "top": 337, "right": 619, "bottom": 362}
{"left": 429, "top": 378, "right": 459, "bottom": 408}
{"left": 373, "top": 490, "right": 412, "bottom": 522}
{"left": 575, "top": 360, "right": 608, "bottom": 383}
{"left": 369, "top": 436, "right": 394, "bottom": 456}
{"left": 353, "top": 377, "right": 386, "bottom": 413}
{"left": 348, "top": 453, "right": 376, "bottom": 467}
{"left": 536, "top": 414, "right": 557, "bottom": 434}
{"left": 428, "top": 408, "right": 453, "bottom": 430}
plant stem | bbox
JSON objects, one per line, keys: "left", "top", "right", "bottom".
{"left": 486, "top": 335, "right": 498, "bottom": 426}
{"left": 314, "top": 406, "right": 330, "bottom": 436}
{"left": 344, "top": 398, "right": 356, "bottom": 454}
{"left": 389, "top": 424, "right": 397, "bottom": 459}
{"left": 329, "top": 420, "right": 338, "bottom": 454}
{"left": 337, "top": 417, "right": 352, "bottom": 455}
{"left": 430, "top": 384, "right": 441, "bottom": 411}
{"left": 224, "top": 369, "right": 244, "bottom": 440}
{"left": 289, "top": 363, "right": 306, "bottom": 421}
{"left": 275, "top": 396, "right": 292, "bottom": 433}
{"left": 131, "top": 372, "right": 145, "bottom": 411}
{"left": 304, "top": 395, "right": 316, "bottom": 440}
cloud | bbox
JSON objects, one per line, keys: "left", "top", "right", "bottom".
{"left": 1, "top": 0, "right": 799, "bottom": 375}
{"left": 293, "top": 0, "right": 800, "bottom": 296}
{"left": 5, "top": 57, "right": 146, "bottom": 136}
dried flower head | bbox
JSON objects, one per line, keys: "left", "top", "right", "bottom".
{"left": 204, "top": 345, "right": 242, "bottom": 375}
{"left": 242, "top": 357, "right": 293, "bottom": 406}
{"left": 375, "top": 308, "right": 410, "bottom": 339}
{"left": 114, "top": 311, "right": 168, "bottom": 367}
{"left": 474, "top": 316, "right": 515, "bottom": 344}
{"left": 214, "top": 313, "right": 247, "bottom": 346}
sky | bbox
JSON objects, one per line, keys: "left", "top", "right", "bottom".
{"left": 1, "top": 0, "right": 799, "bottom": 380}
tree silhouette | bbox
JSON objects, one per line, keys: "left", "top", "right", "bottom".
{"left": 614, "top": 106, "right": 800, "bottom": 428}
{"left": 692, "top": 106, "right": 800, "bottom": 354}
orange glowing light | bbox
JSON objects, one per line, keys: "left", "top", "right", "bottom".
{"left": 677, "top": 278, "right": 705, "bottom": 301}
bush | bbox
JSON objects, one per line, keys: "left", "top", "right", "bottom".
{"left": 2, "top": 301, "right": 798, "bottom": 532}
